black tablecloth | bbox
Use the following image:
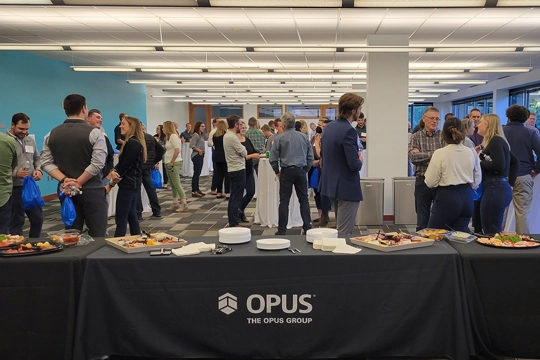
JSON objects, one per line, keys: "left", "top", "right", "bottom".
{"left": 74, "top": 236, "right": 470, "bottom": 360}
{"left": 0, "top": 238, "right": 105, "bottom": 360}
{"left": 448, "top": 238, "right": 540, "bottom": 360}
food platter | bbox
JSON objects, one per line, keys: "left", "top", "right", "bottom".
{"left": 0, "top": 241, "right": 63, "bottom": 257}
{"left": 105, "top": 232, "right": 187, "bottom": 254}
{"left": 476, "top": 234, "right": 540, "bottom": 249}
{"left": 350, "top": 233, "right": 435, "bottom": 252}
{"left": 0, "top": 234, "right": 25, "bottom": 248}
{"left": 445, "top": 231, "right": 477, "bottom": 244}
{"left": 48, "top": 229, "right": 81, "bottom": 247}
{"left": 416, "top": 228, "right": 448, "bottom": 240}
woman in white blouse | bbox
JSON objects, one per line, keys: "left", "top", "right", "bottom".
{"left": 163, "top": 121, "right": 188, "bottom": 212}
{"left": 424, "top": 117, "right": 481, "bottom": 231}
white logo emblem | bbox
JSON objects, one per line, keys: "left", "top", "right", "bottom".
{"left": 218, "top": 293, "right": 237, "bottom": 315}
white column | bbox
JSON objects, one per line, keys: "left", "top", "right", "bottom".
{"left": 493, "top": 89, "right": 509, "bottom": 124}
{"left": 366, "top": 35, "right": 410, "bottom": 217}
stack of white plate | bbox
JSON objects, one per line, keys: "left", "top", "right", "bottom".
{"left": 306, "top": 228, "right": 338, "bottom": 243}
{"left": 219, "top": 227, "right": 251, "bottom": 244}
{"left": 256, "top": 238, "right": 291, "bottom": 250}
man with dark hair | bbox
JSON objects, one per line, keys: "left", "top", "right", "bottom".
{"left": 469, "top": 108, "right": 483, "bottom": 146}
{"left": 180, "top": 123, "right": 193, "bottom": 143}
{"left": 245, "top": 117, "right": 265, "bottom": 175}
{"left": 268, "top": 119, "right": 276, "bottom": 134}
{"left": 137, "top": 123, "right": 164, "bottom": 220}
{"left": 409, "top": 106, "right": 445, "bottom": 231}
{"left": 114, "top": 112, "right": 127, "bottom": 150}
{"left": 7, "top": 113, "right": 44, "bottom": 238}
{"left": 265, "top": 118, "right": 284, "bottom": 152}
{"left": 444, "top": 113, "right": 455, "bottom": 122}
{"left": 527, "top": 112, "right": 540, "bottom": 134}
{"left": 320, "top": 93, "right": 364, "bottom": 235}
{"left": 503, "top": 104, "right": 540, "bottom": 234}
{"left": 41, "top": 94, "right": 108, "bottom": 237}
{"left": 87, "top": 109, "right": 114, "bottom": 183}
{"left": 270, "top": 111, "right": 313, "bottom": 235}
{"left": 355, "top": 112, "right": 367, "bottom": 149}
{"left": 0, "top": 127, "right": 17, "bottom": 235}
{"left": 223, "top": 114, "right": 247, "bottom": 227}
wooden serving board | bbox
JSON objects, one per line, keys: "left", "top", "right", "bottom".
{"left": 350, "top": 236, "right": 435, "bottom": 252}
{"left": 105, "top": 233, "right": 187, "bottom": 254}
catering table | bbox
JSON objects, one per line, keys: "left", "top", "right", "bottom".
{"left": 73, "top": 237, "right": 470, "bottom": 360}
{"left": 108, "top": 184, "right": 151, "bottom": 217}
{"left": 254, "top": 158, "right": 303, "bottom": 228}
{"left": 504, "top": 175, "right": 540, "bottom": 233}
{"left": 0, "top": 238, "right": 106, "bottom": 360}
{"left": 448, "top": 239, "right": 540, "bottom": 360}
{"left": 180, "top": 141, "right": 213, "bottom": 177}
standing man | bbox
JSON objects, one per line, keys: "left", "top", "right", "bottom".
{"left": 208, "top": 117, "right": 220, "bottom": 195}
{"left": 268, "top": 119, "right": 277, "bottom": 134}
{"left": 526, "top": 112, "right": 540, "bottom": 133}
{"left": 223, "top": 115, "right": 247, "bottom": 228}
{"left": 137, "top": 123, "right": 164, "bottom": 219}
{"left": 408, "top": 107, "right": 445, "bottom": 231}
{"left": 7, "top": 113, "right": 44, "bottom": 238}
{"left": 245, "top": 117, "right": 265, "bottom": 174}
{"left": 180, "top": 123, "right": 193, "bottom": 143}
{"left": 503, "top": 105, "right": 540, "bottom": 234}
{"left": 265, "top": 118, "right": 284, "bottom": 152}
{"left": 270, "top": 112, "right": 313, "bottom": 235}
{"left": 41, "top": 94, "right": 108, "bottom": 237}
{"left": 0, "top": 131, "right": 17, "bottom": 234}
{"left": 114, "top": 112, "right": 127, "bottom": 150}
{"left": 469, "top": 108, "right": 483, "bottom": 146}
{"left": 87, "top": 109, "right": 114, "bottom": 183}
{"left": 355, "top": 112, "right": 367, "bottom": 149}
{"left": 320, "top": 93, "right": 364, "bottom": 236}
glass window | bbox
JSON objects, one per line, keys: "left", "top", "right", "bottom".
{"left": 211, "top": 105, "right": 243, "bottom": 118}
{"left": 286, "top": 104, "right": 320, "bottom": 118}
{"left": 257, "top": 105, "right": 283, "bottom": 118}
{"left": 408, "top": 103, "right": 432, "bottom": 129}
{"left": 452, "top": 94, "right": 493, "bottom": 118}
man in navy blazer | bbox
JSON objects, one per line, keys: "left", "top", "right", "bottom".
{"left": 320, "top": 92, "right": 364, "bottom": 235}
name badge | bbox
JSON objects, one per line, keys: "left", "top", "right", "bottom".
{"left": 25, "top": 145, "right": 34, "bottom": 153}
{"left": 361, "top": 132, "right": 367, "bottom": 137}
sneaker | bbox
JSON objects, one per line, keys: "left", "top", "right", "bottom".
{"left": 166, "top": 204, "right": 180, "bottom": 211}
{"left": 211, "top": 190, "right": 217, "bottom": 195}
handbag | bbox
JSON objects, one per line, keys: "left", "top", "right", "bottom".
{"left": 151, "top": 168, "right": 163, "bottom": 189}
{"left": 22, "top": 176, "right": 45, "bottom": 210}
{"left": 309, "top": 167, "right": 319, "bottom": 189}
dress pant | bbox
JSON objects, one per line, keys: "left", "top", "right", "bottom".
{"left": 240, "top": 172, "right": 255, "bottom": 213}
{"left": 0, "top": 197, "right": 11, "bottom": 234}
{"left": 331, "top": 198, "right": 360, "bottom": 236}
{"left": 59, "top": 187, "right": 108, "bottom": 237}
{"left": 162, "top": 164, "right": 168, "bottom": 185}
{"left": 191, "top": 154, "right": 204, "bottom": 192}
{"left": 480, "top": 178, "right": 512, "bottom": 235}
{"left": 511, "top": 174, "right": 534, "bottom": 234}
{"left": 414, "top": 176, "right": 436, "bottom": 231}
{"left": 427, "top": 184, "right": 473, "bottom": 232}
{"left": 278, "top": 166, "right": 311, "bottom": 234}
{"left": 214, "top": 161, "right": 230, "bottom": 194}
{"left": 9, "top": 186, "right": 43, "bottom": 238}
{"left": 314, "top": 190, "right": 331, "bottom": 216}
{"left": 137, "top": 168, "right": 161, "bottom": 216}
{"left": 211, "top": 160, "right": 218, "bottom": 191}
{"left": 114, "top": 187, "right": 141, "bottom": 237}
{"left": 228, "top": 170, "right": 246, "bottom": 227}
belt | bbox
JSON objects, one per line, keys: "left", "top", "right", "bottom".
{"left": 483, "top": 176, "right": 507, "bottom": 182}
{"left": 282, "top": 165, "right": 301, "bottom": 169}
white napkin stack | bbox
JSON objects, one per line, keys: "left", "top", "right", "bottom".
{"left": 172, "top": 242, "right": 216, "bottom": 256}
{"left": 306, "top": 228, "right": 338, "bottom": 243}
{"left": 312, "top": 237, "right": 361, "bottom": 254}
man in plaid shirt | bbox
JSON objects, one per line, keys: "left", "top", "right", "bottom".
{"left": 408, "top": 107, "right": 445, "bottom": 231}
{"left": 245, "top": 117, "right": 265, "bottom": 174}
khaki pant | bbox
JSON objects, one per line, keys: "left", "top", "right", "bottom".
{"left": 512, "top": 174, "right": 534, "bottom": 234}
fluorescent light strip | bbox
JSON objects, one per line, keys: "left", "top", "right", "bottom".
{"left": 163, "top": 47, "right": 246, "bottom": 52}
{"left": 210, "top": 0, "right": 341, "bottom": 6}
{"left": 523, "top": 47, "right": 540, "bottom": 52}
{"left": 497, "top": 0, "right": 540, "bottom": 6}
{"left": 438, "top": 80, "right": 488, "bottom": 85}
{"left": 0, "top": 45, "right": 64, "bottom": 51}
{"left": 408, "top": 94, "right": 440, "bottom": 98}
{"left": 469, "top": 68, "right": 531, "bottom": 73}
{"left": 409, "top": 69, "right": 465, "bottom": 73}
{"left": 0, "top": 0, "right": 52, "bottom": 3}
{"left": 344, "top": 47, "right": 426, "bottom": 53}
{"left": 141, "top": 69, "right": 202, "bottom": 73}
{"left": 128, "top": 80, "right": 179, "bottom": 84}
{"left": 71, "top": 46, "right": 155, "bottom": 51}
{"left": 72, "top": 67, "right": 136, "bottom": 72}
{"left": 274, "top": 69, "right": 336, "bottom": 73}
{"left": 207, "top": 69, "right": 268, "bottom": 73}
{"left": 433, "top": 47, "right": 516, "bottom": 52}
{"left": 410, "top": 89, "right": 459, "bottom": 93}
{"left": 338, "top": 69, "right": 367, "bottom": 73}
{"left": 253, "top": 47, "right": 336, "bottom": 52}
{"left": 354, "top": 0, "right": 485, "bottom": 7}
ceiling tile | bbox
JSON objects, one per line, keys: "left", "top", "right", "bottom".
{"left": 291, "top": 8, "right": 339, "bottom": 19}
{"left": 220, "top": 31, "right": 265, "bottom": 44}
{"left": 92, "top": 7, "right": 156, "bottom": 18}
{"left": 107, "top": 31, "right": 160, "bottom": 43}
{"left": 180, "top": 31, "right": 230, "bottom": 43}
{"left": 258, "top": 31, "right": 301, "bottom": 44}
{"left": 159, "top": 31, "right": 198, "bottom": 43}
{"left": 242, "top": 9, "right": 293, "bottom": 18}
{"left": 145, "top": 8, "right": 202, "bottom": 18}
{"left": 298, "top": 31, "right": 337, "bottom": 45}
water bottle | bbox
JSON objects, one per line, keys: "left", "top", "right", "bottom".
{"left": 23, "top": 161, "right": 30, "bottom": 171}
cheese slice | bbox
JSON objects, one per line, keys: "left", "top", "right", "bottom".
{"left": 332, "top": 244, "right": 362, "bottom": 254}
{"left": 313, "top": 239, "right": 323, "bottom": 250}
{"left": 321, "top": 237, "right": 346, "bottom": 251}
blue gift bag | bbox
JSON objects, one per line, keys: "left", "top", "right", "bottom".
{"left": 152, "top": 168, "right": 163, "bottom": 189}
{"left": 309, "top": 167, "right": 319, "bottom": 189}
{"left": 59, "top": 192, "right": 77, "bottom": 227}
{"left": 22, "top": 176, "right": 45, "bottom": 210}
{"left": 473, "top": 183, "right": 483, "bottom": 201}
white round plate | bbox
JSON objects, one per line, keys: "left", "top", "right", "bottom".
{"left": 219, "top": 236, "right": 251, "bottom": 244}
{"left": 256, "top": 238, "right": 291, "bottom": 250}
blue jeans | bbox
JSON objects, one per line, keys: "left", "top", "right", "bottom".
{"left": 427, "top": 184, "right": 473, "bottom": 232}
{"left": 9, "top": 186, "right": 43, "bottom": 238}
{"left": 240, "top": 172, "right": 255, "bottom": 213}
{"left": 480, "top": 179, "right": 512, "bottom": 235}
{"left": 191, "top": 154, "right": 204, "bottom": 192}
{"left": 414, "top": 176, "right": 436, "bottom": 231}
{"left": 0, "top": 197, "right": 11, "bottom": 234}
{"left": 114, "top": 188, "right": 140, "bottom": 237}
{"left": 228, "top": 170, "right": 246, "bottom": 227}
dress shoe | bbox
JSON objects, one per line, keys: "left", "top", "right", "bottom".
{"left": 151, "top": 213, "right": 162, "bottom": 218}
{"left": 197, "top": 190, "right": 206, "bottom": 196}
{"left": 319, "top": 214, "right": 330, "bottom": 227}
{"left": 216, "top": 194, "right": 225, "bottom": 199}
{"left": 192, "top": 192, "right": 202, "bottom": 198}
{"left": 137, "top": 216, "right": 143, "bottom": 221}
{"left": 239, "top": 211, "right": 249, "bottom": 223}
{"left": 211, "top": 190, "right": 217, "bottom": 195}
{"left": 275, "top": 231, "right": 286, "bottom": 235}
{"left": 312, "top": 218, "right": 320, "bottom": 223}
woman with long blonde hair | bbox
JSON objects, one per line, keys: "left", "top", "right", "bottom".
{"left": 476, "top": 114, "right": 519, "bottom": 234}
{"left": 108, "top": 116, "right": 147, "bottom": 237}
{"left": 212, "top": 120, "right": 230, "bottom": 198}
{"left": 162, "top": 121, "right": 188, "bottom": 212}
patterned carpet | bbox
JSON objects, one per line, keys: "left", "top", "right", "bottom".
{"left": 24, "top": 174, "right": 417, "bottom": 238}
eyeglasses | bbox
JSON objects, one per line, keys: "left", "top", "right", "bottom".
{"left": 424, "top": 116, "right": 440, "bottom": 122}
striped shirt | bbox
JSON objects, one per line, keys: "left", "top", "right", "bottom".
{"left": 408, "top": 128, "right": 445, "bottom": 177}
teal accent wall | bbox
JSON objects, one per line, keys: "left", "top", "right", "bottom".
{"left": 0, "top": 51, "right": 146, "bottom": 196}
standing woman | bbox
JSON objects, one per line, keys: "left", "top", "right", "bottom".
{"left": 190, "top": 121, "right": 206, "bottom": 197}
{"left": 154, "top": 124, "right": 168, "bottom": 188}
{"left": 424, "top": 117, "right": 481, "bottom": 232}
{"left": 476, "top": 114, "right": 519, "bottom": 234}
{"left": 107, "top": 116, "right": 147, "bottom": 237}
{"left": 162, "top": 121, "right": 188, "bottom": 212}
{"left": 237, "top": 121, "right": 262, "bottom": 222}
{"left": 212, "top": 120, "right": 230, "bottom": 199}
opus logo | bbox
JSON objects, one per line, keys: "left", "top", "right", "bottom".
{"left": 218, "top": 293, "right": 237, "bottom": 315}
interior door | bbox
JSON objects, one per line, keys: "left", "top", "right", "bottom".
{"left": 189, "top": 103, "right": 212, "bottom": 139}
{"left": 321, "top": 105, "right": 338, "bottom": 120}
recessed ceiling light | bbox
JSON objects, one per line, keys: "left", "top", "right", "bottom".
{"left": 253, "top": 47, "right": 336, "bottom": 52}
{"left": 354, "top": 0, "right": 484, "bottom": 7}
{"left": 72, "top": 67, "right": 136, "bottom": 72}
{"left": 210, "top": 0, "right": 341, "bottom": 6}
{"left": 0, "top": 45, "right": 64, "bottom": 51}
{"left": 433, "top": 47, "right": 516, "bottom": 52}
{"left": 71, "top": 46, "right": 156, "bottom": 51}
{"left": 163, "top": 47, "right": 246, "bottom": 52}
